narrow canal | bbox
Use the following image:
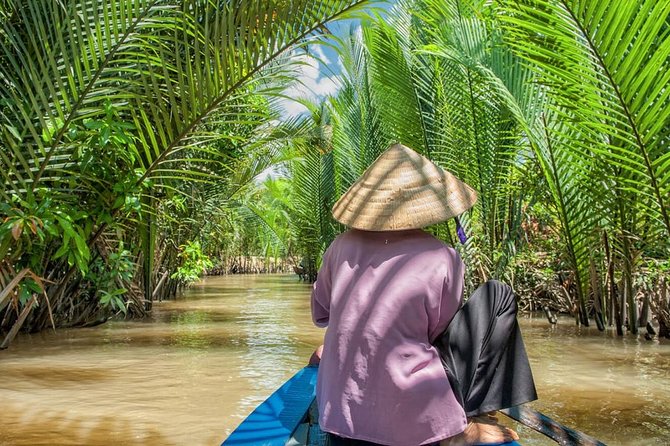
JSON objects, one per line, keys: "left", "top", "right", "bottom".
{"left": 1, "top": 274, "right": 669, "bottom": 445}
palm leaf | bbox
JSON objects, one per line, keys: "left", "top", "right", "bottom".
{"left": 328, "top": 28, "right": 386, "bottom": 196}
{"left": 0, "top": 0, "right": 374, "bottom": 320}
{"left": 499, "top": 0, "right": 670, "bottom": 242}
{"left": 402, "top": 0, "right": 534, "bottom": 278}
{"left": 1, "top": 0, "right": 373, "bottom": 200}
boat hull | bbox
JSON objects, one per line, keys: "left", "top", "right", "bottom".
{"left": 222, "top": 366, "right": 521, "bottom": 446}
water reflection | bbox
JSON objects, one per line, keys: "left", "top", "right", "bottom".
{"left": 0, "top": 275, "right": 668, "bottom": 445}
{"left": 515, "top": 317, "right": 670, "bottom": 445}
{"left": 172, "top": 311, "right": 214, "bottom": 349}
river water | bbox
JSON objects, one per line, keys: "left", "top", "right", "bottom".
{"left": 0, "top": 274, "right": 669, "bottom": 445}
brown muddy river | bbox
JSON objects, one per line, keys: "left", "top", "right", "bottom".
{"left": 0, "top": 274, "right": 669, "bottom": 445}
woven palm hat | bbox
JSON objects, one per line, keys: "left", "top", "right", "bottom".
{"left": 332, "top": 143, "right": 477, "bottom": 231}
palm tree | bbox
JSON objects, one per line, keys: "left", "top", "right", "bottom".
{"left": 322, "top": 0, "right": 669, "bottom": 332}
{"left": 498, "top": 0, "right": 670, "bottom": 332}
{"left": 327, "top": 0, "right": 538, "bottom": 291}
{"left": 0, "top": 0, "right": 373, "bottom": 340}
{"left": 284, "top": 102, "right": 340, "bottom": 281}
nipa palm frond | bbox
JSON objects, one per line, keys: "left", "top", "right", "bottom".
{"left": 1, "top": 0, "right": 372, "bottom": 200}
{"left": 499, "top": 0, "right": 670, "bottom": 245}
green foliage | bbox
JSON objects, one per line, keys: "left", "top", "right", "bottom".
{"left": 16, "top": 276, "right": 43, "bottom": 306}
{"left": 495, "top": 0, "right": 670, "bottom": 328}
{"left": 323, "top": 0, "right": 537, "bottom": 283}
{"left": 245, "top": 0, "right": 669, "bottom": 335}
{"left": 243, "top": 177, "right": 294, "bottom": 260}
{"left": 0, "top": 190, "right": 91, "bottom": 275}
{"left": 0, "top": 0, "right": 369, "bottom": 335}
{"left": 171, "top": 241, "right": 214, "bottom": 286}
{"left": 2, "top": 0, "right": 668, "bottom": 338}
{"left": 88, "top": 243, "right": 134, "bottom": 314}
{"left": 286, "top": 106, "right": 341, "bottom": 278}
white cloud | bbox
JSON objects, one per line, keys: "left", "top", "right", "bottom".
{"left": 277, "top": 46, "right": 342, "bottom": 118}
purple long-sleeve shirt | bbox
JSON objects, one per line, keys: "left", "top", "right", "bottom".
{"left": 311, "top": 229, "right": 467, "bottom": 446}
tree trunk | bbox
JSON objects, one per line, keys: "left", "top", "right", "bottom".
{"left": 604, "top": 232, "right": 623, "bottom": 335}
{"left": 590, "top": 257, "right": 605, "bottom": 331}
{"left": 621, "top": 235, "right": 637, "bottom": 334}
{"left": 0, "top": 294, "right": 37, "bottom": 349}
{"left": 638, "top": 293, "right": 650, "bottom": 328}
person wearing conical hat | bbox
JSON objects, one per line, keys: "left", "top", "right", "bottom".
{"left": 310, "top": 144, "right": 537, "bottom": 446}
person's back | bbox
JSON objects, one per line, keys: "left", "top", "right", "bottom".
{"left": 310, "top": 143, "right": 532, "bottom": 446}
{"left": 312, "top": 229, "right": 467, "bottom": 446}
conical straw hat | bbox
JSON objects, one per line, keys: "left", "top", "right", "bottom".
{"left": 332, "top": 143, "right": 478, "bottom": 231}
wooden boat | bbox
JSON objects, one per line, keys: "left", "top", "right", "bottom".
{"left": 222, "top": 365, "right": 521, "bottom": 446}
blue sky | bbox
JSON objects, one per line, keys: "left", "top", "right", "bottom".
{"left": 277, "top": 2, "right": 393, "bottom": 117}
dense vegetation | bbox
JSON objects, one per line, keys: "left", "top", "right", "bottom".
{"left": 253, "top": 0, "right": 670, "bottom": 337}
{"left": 0, "top": 0, "right": 371, "bottom": 347}
{"left": 1, "top": 0, "right": 669, "bottom": 348}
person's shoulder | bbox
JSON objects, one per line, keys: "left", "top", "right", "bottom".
{"left": 415, "top": 230, "right": 451, "bottom": 248}
{"left": 326, "top": 229, "right": 357, "bottom": 252}
{"left": 418, "top": 231, "right": 462, "bottom": 261}
{"left": 333, "top": 229, "right": 355, "bottom": 244}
